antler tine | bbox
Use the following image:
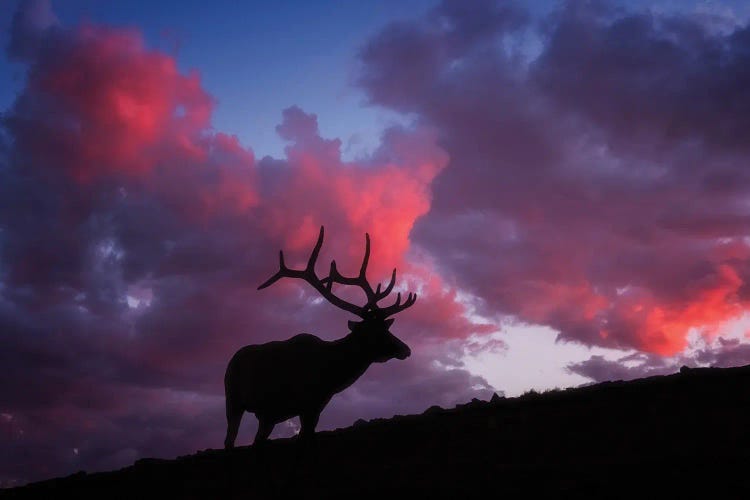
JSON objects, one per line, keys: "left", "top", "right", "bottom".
{"left": 359, "top": 233, "right": 371, "bottom": 280}
{"left": 373, "top": 268, "right": 397, "bottom": 302}
{"left": 306, "top": 226, "right": 325, "bottom": 274}
{"left": 325, "top": 261, "right": 336, "bottom": 292}
{"left": 257, "top": 251, "right": 289, "bottom": 290}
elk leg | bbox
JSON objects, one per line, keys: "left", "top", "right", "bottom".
{"left": 294, "top": 412, "right": 321, "bottom": 483}
{"left": 224, "top": 406, "right": 243, "bottom": 450}
{"left": 254, "top": 419, "right": 274, "bottom": 445}
{"left": 299, "top": 411, "right": 320, "bottom": 448}
{"left": 254, "top": 418, "right": 281, "bottom": 496}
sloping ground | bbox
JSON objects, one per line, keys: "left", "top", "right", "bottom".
{"left": 4, "top": 365, "right": 750, "bottom": 498}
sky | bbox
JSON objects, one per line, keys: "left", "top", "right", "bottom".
{"left": 3, "top": 0, "right": 750, "bottom": 486}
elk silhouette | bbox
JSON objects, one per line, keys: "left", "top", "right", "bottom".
{"left": 224, "top": 226, "right": 416, "bottom": 449}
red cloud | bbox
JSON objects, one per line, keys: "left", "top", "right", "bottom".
{"left": 18, "top": 25, "right": 211, "bottom": 181}
{"left": 610, "top": 265, "right": 745, "bottom": 355}
{"left": 8, "top": 18, "right": 261, "bottom": 225}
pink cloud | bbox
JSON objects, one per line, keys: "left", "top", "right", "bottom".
{"left": 257, "top": 106, "right": 448, "bottom": 279}
{"left": 19, "top": 25, "right": 211, "bottom": 180}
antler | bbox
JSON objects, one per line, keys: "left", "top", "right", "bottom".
{"left": 258, "top": 226, "right": 417, "bottom": 318}
{"left": 258, "top": 226, "right": 365, "bottom": 317}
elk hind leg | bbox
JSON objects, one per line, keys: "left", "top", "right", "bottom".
{"left": 224, "top": 405, "right": 243, "bottom": 450}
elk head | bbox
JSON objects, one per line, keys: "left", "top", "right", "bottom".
{"left": 257, "top": 226, "right": 416, "bottom": 361}
{"left": 347, "top": 316, "right": 411, "bottom": 362}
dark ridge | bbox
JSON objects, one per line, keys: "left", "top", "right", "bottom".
{"left": 4, "top": 364, "right": 750, "bottom": 498}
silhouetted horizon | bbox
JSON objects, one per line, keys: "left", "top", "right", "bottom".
{"left": 6, "top": 363, "right": 750, "bottom": 497}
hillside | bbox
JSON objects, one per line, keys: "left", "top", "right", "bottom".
{"left": 4, "top": 364, "right": 750, "bottom": 498}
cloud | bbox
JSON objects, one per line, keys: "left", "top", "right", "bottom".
{"left": 567, "top": 332, "right": 750, "bottom": 384}
{"left": 566, "top": 353, "right": 674, "bottom": 383}
{"left": 358, "top": 0, "right": 750, "bottom": 355}
{"left": 0, "top": 0, "right": 491, "bottom": 485}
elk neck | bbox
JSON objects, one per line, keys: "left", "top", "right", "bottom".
{"left": 326, "top": 330, "right": 378, "bottom": 389}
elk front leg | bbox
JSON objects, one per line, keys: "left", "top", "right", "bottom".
{"left": 296, "top": 410, "right": 322, "bottom": 469}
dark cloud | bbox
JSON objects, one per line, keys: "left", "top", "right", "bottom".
{"left": 533, "top": 4, "right": 750, "bottom": 155}
{"left": 566, "top": 353, "right": 674, "bottom": 383}
{"left": 568, "top": 334, "right": 750, "bottom": 384}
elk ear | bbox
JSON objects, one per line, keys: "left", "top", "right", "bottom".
{"left": 348, "top": 320, "right": 362, "bottom": 331}
{"left": 385, "top": 318, "right": 395, "bottom": 328}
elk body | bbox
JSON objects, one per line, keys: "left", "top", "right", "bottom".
{"left": 224, "top": 227, "right": 416, "bottom": 449}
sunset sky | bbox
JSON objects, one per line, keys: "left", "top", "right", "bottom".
{"left": 3, "top": 0, "right": 750, "bottom": 486}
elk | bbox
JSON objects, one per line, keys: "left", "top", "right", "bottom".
{"left": 224, "top": 226, "right": 416, "bottom": 449}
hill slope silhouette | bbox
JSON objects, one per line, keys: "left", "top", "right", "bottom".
{"left": 5, "top": 364, "right": 750, "bottom": 498}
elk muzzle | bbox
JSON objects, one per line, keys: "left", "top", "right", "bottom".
{"left": 395, "top": 340, "right": 411, "bottom": 360}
